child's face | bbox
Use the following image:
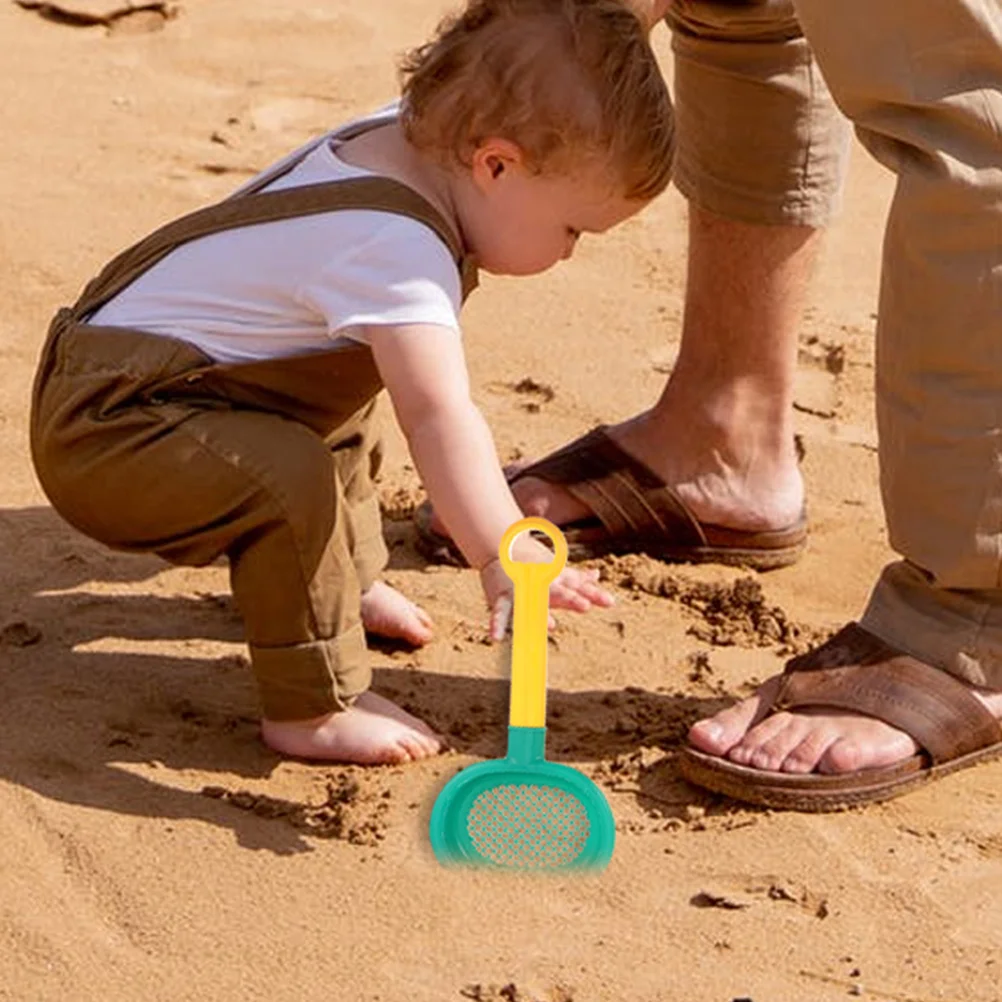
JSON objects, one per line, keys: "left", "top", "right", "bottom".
{"left": 457, "top": 141, "right": 645, "bottom": 276}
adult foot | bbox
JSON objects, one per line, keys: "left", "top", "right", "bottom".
{"left": 425, "top": 408, "right": 804, "bottom": 541}
{"left": 360, "top": 580, "right": 434, "bottom": 646}
{"left": 261, "top": 691, "right": 445, "bottom": 764}
{"left": 688, "top": 673, "right": 1002, "bottom": 776}
{"left": 513, "top": 409, "right": 804, "bottom": 533}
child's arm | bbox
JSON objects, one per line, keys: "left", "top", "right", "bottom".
{"left": 367, "top": 322, "right": 613, "bottom": 634}
{"left": 369, "top": 322, "right": 520, "bottom": 569}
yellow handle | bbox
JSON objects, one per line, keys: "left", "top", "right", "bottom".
{"left": 498, "top": 516, "right": 568, "bottom": 728}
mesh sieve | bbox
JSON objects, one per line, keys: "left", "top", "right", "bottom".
{"left": 465, "top": 783, "right": 591, "bottom": 868}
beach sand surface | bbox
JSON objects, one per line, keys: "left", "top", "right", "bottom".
{"left": 2, "top": 2, "right": 1000, "bottom": 1000}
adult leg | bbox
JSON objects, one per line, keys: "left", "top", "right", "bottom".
{"left": 513, "top": 0, "right": 848, "bottom": 535}
{"left": 427, "top": 1, "right": 849, "bottom": 544}
{"left": 690, "top": 0, "right": 1002, "bottom": 781}
{"left": 605, "top": 206, "right": 815, "bottom": 534}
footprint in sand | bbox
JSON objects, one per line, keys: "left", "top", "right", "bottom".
{"left": 487, "top": 376, "right": 557, "bottom": 414}
{"left": 795, "top": 335, "right": 847, "bottom": 420}
{"left": 461, "top": 983, "right": 576, "bottom": 1002}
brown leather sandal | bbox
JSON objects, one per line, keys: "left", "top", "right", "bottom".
{"left": 679, "top": 623, "right": 1002, "bottom": 812}
{"left": 413, "top": 425, "right": 807, "bottom": 570}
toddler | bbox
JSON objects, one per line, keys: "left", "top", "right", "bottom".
{"left": 30, "top": 0, "right": 675, "bottom": 765}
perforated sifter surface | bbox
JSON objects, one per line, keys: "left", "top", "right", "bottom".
{"left": 465, "top": 783, "right": 590, "bottom": 868}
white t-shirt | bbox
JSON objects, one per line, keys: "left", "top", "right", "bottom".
{"left": 89, "top": 109, "right": 462, "bottom": 363}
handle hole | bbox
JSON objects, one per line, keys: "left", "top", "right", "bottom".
{"left": 506, "top": 528, "right": 556, "bottom": 564}
{"left": 499, "top": 517, "right": 567, "bottom": 578}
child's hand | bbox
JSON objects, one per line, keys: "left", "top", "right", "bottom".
{"left": 480, "top": 539, "right": 615, "bottom": 642}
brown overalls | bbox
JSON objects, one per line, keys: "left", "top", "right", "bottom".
{"left": 30, "top": 143, "right": 477, "bottom": 721}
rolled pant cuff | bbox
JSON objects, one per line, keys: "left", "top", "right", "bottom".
{"left": 670, "top": 31, "right": 850, "bottom": 228}
{"left": 250, "top": 624, "right": 372, "bottom": 720}
{"left": 861, "top": 561, "right": 1002, "bottom": 691}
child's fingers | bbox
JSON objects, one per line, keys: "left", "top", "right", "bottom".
{"left": 567, "top": 573, "right": 614, "bottom": 606}
{"left": 547, "top": 591, "right": 613, "bottom": 613}
{"left": 490, "top": 569, "right": 612, "bottom": 635}
{"left": 489, "top": 593, "right": 514, "bottom": 642}
{"left": 581, "top": 581, "right": 615, "bottom": 607}
{"left": 548, "top": 584, "right": 593, "bottom": 613}
{"left": 552, "top": 570, "right": 615, "bottom": 609}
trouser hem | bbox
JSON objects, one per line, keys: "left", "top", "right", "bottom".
{"left": 251, "top": 624, "right": 371, "bottom": 720}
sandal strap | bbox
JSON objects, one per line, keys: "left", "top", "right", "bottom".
{"left": 775, "top": 623, "right": 1001, "bottom": 764}
{"left": 513, "top": 426, "right": 705, "bottom": 547}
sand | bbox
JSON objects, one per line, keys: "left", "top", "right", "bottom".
{"left": 2, "top": 2, "right": 1000, "bottom": 1000}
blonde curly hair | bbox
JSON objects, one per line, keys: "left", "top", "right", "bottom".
{"left": 399, "top": 0, "right": 674, "bottom": 201}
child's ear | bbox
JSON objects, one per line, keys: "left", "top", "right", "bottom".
{"left": 470, "top": 138, "right": 525, "bottom": 193}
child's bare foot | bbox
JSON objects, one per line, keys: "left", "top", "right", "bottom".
{"left": 361, "top": 580, "right": 434, "bottom": 646}
{"left": 261, "top": 691, "right": 445, "bottom": 764}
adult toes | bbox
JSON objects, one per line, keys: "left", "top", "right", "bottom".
{"left": 724, "top": 709, "right": 797, "bottom": 767}
{"left": 817, "top": 737, "right": 865, "bottom": 775}
{"left": 690, "top": 694, "right": 771, "bottom": 757}
{"left": 780, "top": 726, "right": 841, "bottom": 774}
{"left": 746, "top": 718, "right": 811, "bottom": 772}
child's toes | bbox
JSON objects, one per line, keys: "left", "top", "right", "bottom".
{"left": 380, "top": 743, "right": 413, "bottom": 766}
{"left": 404, "top": 605, "right": 434, "bottom": 645}
{"left": 413, "top": 602, "right": 434, "bottom": 630}
{"left": 361, "top": 581, "right": 434, "bottom": 646}
{"left": 397, "top": 732, "right": 435, "bottom": 761}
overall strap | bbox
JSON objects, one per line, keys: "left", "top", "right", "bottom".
{"left": 72, "top": 169, "right": 475, "bottom": 320}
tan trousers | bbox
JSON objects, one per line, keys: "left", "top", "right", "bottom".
{"left": 668, "top": 0, "right": 851, "bottom": 226}
{"left": 32, "top": 320, "right": 388, "bottom": 720}
{"left": 672, "top": 1, "right": 1002, "bottom": 687}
